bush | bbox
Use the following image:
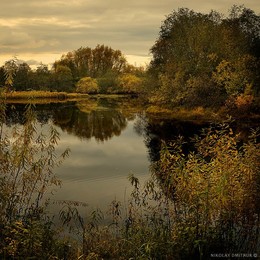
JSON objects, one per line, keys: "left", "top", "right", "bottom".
{"left": 76, "top": 77, "right": 99, "bottom": 94}
{"left": 118, "top": 73, "right": 143, "bottom": 94}
{"left": 96, "top": 71, "right": 119, "bottom": 93}
{"left": 154, "top": 122, "right": 260, "bottom": 257}
{"left": 223, "top": 94, "right": 254, "bottom": 116}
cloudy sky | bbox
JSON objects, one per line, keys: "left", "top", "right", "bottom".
{"left": 0, "top": 0, "right": 259, "bottom": 67}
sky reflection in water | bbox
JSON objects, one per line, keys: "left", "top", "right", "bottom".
{"left": 52, "top": 111, "right": 150, "bottom": 211}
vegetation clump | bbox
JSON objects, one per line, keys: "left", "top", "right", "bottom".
{"left": 0, "top": 89, "right": 71, "bottom": 259}
{"left": 76, "top": 77, "right": 99, "bottom": 94}
{"left": 146, "top": 5, "right": 260, "bottom": 112}
{"left": 0, "top": 45, "right": 145, "bottom": 95}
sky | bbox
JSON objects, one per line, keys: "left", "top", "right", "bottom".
{"left": 0, "top": 0, "right": 259, "bottom": 68}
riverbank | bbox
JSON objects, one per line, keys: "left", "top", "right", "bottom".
{"left": 1, "top": 91, "right": 134, "bottom": 103}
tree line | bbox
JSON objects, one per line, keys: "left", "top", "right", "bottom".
{"left": 0, "top": 44, "right": 145, "bottom": 94}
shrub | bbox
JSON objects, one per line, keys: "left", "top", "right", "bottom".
{"left": 224, "top": 94, "right": 254, "bottom": 116}
{"left": 154, "top": 122, "right": 260, "bottom": 257}
{"left": 76, "top": 77, "right": 99, "bottom": 94}
{"left": 96, "top": 71, "right": 119, "bottom": 93}
{"left": 117, "top": 73, "right": 143, "bottom": 94}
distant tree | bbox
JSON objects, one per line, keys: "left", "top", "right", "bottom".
{"left": 74, "top": 47, "right": 92, "bottom": 78}
{"left": 97, "top": 70, "right": 119, "bottom": 93}
{"left": 31, "top": 63, "right": 51, "bottom": 90}
{"left": 52, "top": 65, "right": 73, "bottom": 92}
{"left": 54, "top": 45, "right": 128, "bottom": 80}
{"left": 14, "top": 63, "right": 31, "bottom": 91}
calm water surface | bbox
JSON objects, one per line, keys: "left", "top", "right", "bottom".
{"left": 53, "top": 113, "right": 150, "bottom": 210}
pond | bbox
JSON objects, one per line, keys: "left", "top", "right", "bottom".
{"left": 3, "top": 97, "right": 255, "bottom": 215}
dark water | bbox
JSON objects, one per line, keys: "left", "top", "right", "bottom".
{"left": 4, "top": 97, "right": 257, "bottom": 214}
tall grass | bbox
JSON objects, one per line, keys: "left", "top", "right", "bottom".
{"left": 0, "top": 97, "right": 71, "bottom": 258}
{"left": 58, "top": 122, "right": 260, "bottom": 259}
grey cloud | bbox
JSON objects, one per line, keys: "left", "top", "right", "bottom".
{"left": 0, "top": 0, "right": 259, "bottom": 64}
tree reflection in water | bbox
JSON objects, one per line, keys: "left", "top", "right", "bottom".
{"left": 53, "top": 99, "right": 128, "bottom": 142}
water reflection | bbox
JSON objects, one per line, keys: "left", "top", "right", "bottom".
{"left": 53, "top": 100, "right": 127, "bottom": 142}
{"left": 134, "top": 114, "right": 209, "bottom": 162}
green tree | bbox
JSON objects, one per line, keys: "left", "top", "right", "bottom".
{"left": 52, "top": 65, "right": 73, "bottom": 92}
{"left": 13, "top": 62, "right": 31, "bottom": 91}
{"left": 97, "top": 70, "right": 119, "bottom": 93}
{"left": 30, "top": 63, "right": 51, "bottom": 91}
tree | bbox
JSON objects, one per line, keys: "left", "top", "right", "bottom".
{"left": 13, "top": 62, "right": 31, "bottom": 91}
{"left": 0, "top": 67, "right": 5, "bottom": 87}
{"left": 228, "top": 5, "right": 260, "bottom": 58}
{"left": 213, "top": 54, "right": 258, "bottom": 95}
{"left": 148, "top": 6, "right": 260, "bottom": 108}
{"left": 75, "top": 77, "right": 99, "bottom": 93}
{"left": 30, "top": 63, "right": 51, "bottom": 91}
{"left": 118, "top": 73, "right": 143, "bottom": 94}
{"left": 54, "top": 45, "right": 128, "bottom": 81}
{"left": 52, "top": 65, "right": 73, "bottom": 92}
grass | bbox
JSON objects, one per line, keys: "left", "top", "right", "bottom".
{"left": 2, "top": 90, "right": 89, "bottom": 103}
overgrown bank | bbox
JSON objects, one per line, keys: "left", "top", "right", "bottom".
{"left": 1, "top": 99, "right": 259, "bottom": 258}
